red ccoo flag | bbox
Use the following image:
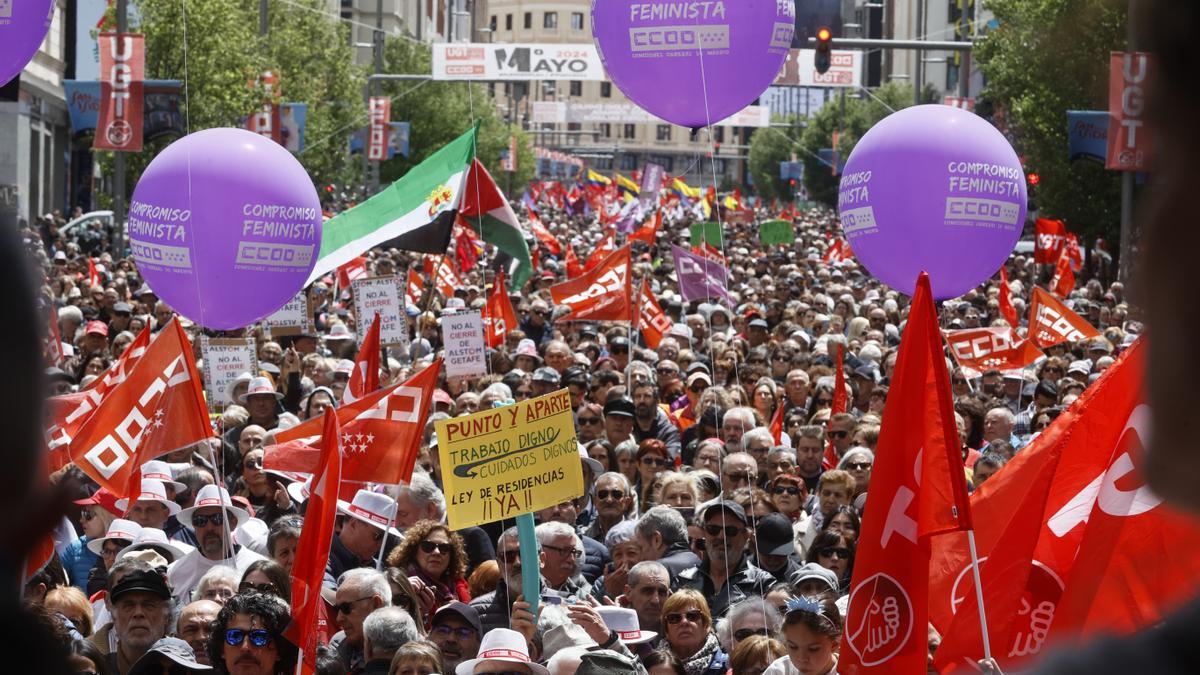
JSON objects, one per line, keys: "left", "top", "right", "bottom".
{"left": 266, "top": 359, "right": 442, "bottom": 485}
{"left": 929, "top": 340, "right": 1200, "bottom": 672}
{"left": 529, "top": 215, "right": 562, "bottom": 255}
{"left": 1050, "top": 249, "right": 1076, "bottom": 298}
{"left": 998, "top": 267, "right": 1018, "bottom": 328}
{"left": 342, "top": 314, "right": 380, "bottom": 404}
{"left": 68, "top": 320, "right": 212, "bottom": 497}
{"left": 1027, "top": 287, "right": 1100, "bottom": 349}
{"left": 483, "top": 272, "right": 517, "bottom": 349}
{"left": 283, "top": 406, "right": 343, "bottom": 675}
{"left": 823, "top": 342, "right": 846, "bottom": 470}
{"left": 404, "top": 268, "right": 423, "bottom": 307}
{"left": 636, "top": 279, "right": 671, "bottom": 350}
{"left": 584, "top": 231, "right": 617, "bottom": 272}
{"left": 944, "top": 327, "right": 1043, "bottom": 373}
{"left": 839, "top": 272, "right": 973, "bottom": 674}
{"left": 564, "top": 242, "right": 583, "bottom": 278}
{"left": 550, "top": 245, "right": 633, "bottom": 322}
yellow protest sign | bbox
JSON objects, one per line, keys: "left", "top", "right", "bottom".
{"left": 436, "top": 389, "right": 583, "bottom": 530}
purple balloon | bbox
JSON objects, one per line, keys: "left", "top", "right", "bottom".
{"left": 838, "top": 105, "right": 1027, "bottom": 300}
{"left": 129, "top": 128, "right": 322, "bottom": 330}
{"left": 0, "top": 0, "right": 55, "bottom": 86}
{"left": 591, "top": 0, "right": 793, "bottom": 129}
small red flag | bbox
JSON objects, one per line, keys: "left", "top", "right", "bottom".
{"left": 343, "top": 314, "right": 380, "bottom": 404}
{"left": 565, "top": 242, "right": 583, "bottom": 278}
{"left": 1050, "top": 250, "right": 1076, "bottom": 298}
{"left": 998, "top": 267, "right": 1018, "bottom": 328}
{"left": 283, "top": 406, "right": 343, "bottom": 675}
{"left": 824, "top": 343, "right": 846, "bottom": 470}
{"left": 1027, "top": 287, "right": 1100, "bottom": 349}
{"left": 483, "top": 272, "right": 517, "bottom": 349}
{"left": 336, "top": 256, "right": 368, "bottom": 290}
{"left": 266, "top": 359, "right": 442, "bottom": 485}
{"left": 87, "top": 258, "right": 100, "bottom": 288}
{"left": 629, "top": 210, "right": 661, "bottom": 245}
{"left": 434, "top": 258, "right": 462, "bottom": 299}
{"left": 404, "top": 268, "right": 424, "bottom": 307}
{"left": 839, "top": 272, "right": 972, "bottom": 674}
{"left": 1034, "top": 218, "right": 1069, "bottom": 265}
{"left": 636, "top": 280, "right": 671, "bottom": 350}
{"left": 769, "top": 399, "right": 785, "bottom": 446}
{"left": 584, "top": 232, "right": 617, "bottom": 272}
{"left": 529, "top": 215, "right": 562, "bottom": 255}
{"left": 944, "top": 327, "right": 1043, "bottom": 373}
{"left": 550, "top": 245, "right": 633, "bottom": 322}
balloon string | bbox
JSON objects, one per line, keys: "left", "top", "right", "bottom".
{"left": 181, "top": 0, "right": 190, "bottom": 135}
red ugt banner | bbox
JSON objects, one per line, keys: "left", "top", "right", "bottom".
{"left": 1106, "top": 52, "right": 1152, "bottom": 171}
{"left": 95, "top": 33, "right": 144, "bottom": 152}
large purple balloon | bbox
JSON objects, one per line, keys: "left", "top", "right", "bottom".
{"left": 838, "top": 105, "right": 1027, "bottom": 300}
{"left": 591, "top": 0, "right": 792, "bottom": 129}
{"left": 1, "top": 0, "right": 55, "bottom": 86}
{"left": 129, "top": 128, "right": 322, "bottom": 330}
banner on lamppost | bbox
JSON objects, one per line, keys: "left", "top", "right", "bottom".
{"left": 95, "top": 33, "right": 145, "bottom": 152}
{"left": 367, "top": 96, "right": 392, "bottom": 161}
{"left": 1106, "top": 51, "right": 1152, "bottom": 172}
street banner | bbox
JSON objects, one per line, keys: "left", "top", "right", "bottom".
{"left": 95, "top": 33, "right": 144, "bottom": 151}
{"left": 263, "top": 291, "right": 312, "bottom": 337}
{"left": 367, "top": 96, "right": 392, "bottom": 161}
{"left": 1106, "top": 51, "right": 1152, "bottom": 171}
{"left": 442, "top": 310, "right": 487, "bottom": 380}
{"left": 200, "top": 336, "right": 257, "bottom": 410}
{"left": 672, "top": 244, "right": 732, "bottom": 305}
{"left": 433, "top": 43, "right": 606, "bottom": 81}
{"left": 1067, "top": 110, "right": 1109, "bottom": 163}
{"left": 760, "top": 219, "right": 795, "bottom": 246}
{"left": 774, "top": 48, "right": 862, "bottom": 88}
{"left": 351, "top": 276, "right": 406, "bottom": 347}
{"left": 436, "top": 389, "right": 583, "bottom": 530}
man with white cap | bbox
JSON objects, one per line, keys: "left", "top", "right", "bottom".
{"left": 167, "top": 485, "right": 265, "bottom": 603}
{"left": 455, "top": 628, "right": 549, "bottom": 675}
{"left": 324, "top": 489, "right": 400, "bottom": 590}
{"left": 221, "top": 376, "right": 283, "bottom": 463}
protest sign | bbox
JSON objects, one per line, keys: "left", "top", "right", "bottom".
{"left": 436, "top": 389, "right": 583, "bottom": 529}
{"left": 264, "top": 291, "right": 312, "bottom": 337}
{"left": 201, "top": 336, "right": 257, "bottom": 410}
{"left": 689, "top": 221, "right": 723, "bottom": 248}
{"left": 351, "top": 276, "right": 406, "bottom": 346}
{"left": 760, "top": 219, "right": 795, "bottom": 245}
{"left": 442, "top": 311, "right": 487, "bottom": 380}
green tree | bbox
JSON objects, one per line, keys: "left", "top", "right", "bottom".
{"left": 95, "top": 0, "right": 364, "bottom": 205}
{"left": 378, "top": 36, "right": 534, "bottom": 193}
{"left": 746, "top": 116, "right": 801, "bottom": 203}
{"left": 974, "top": 0, "right": 1127, "bottom": 244}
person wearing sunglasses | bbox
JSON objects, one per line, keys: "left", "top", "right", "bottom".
{"left": 716, "top": 596, "right": 782, "bottom": 654}
{"left": 384, "top": 520, "right": 470, "bottom": 628}
{"left": 635, "top": 439, "right": 672, "bottom": 513}
{"left": 331, "top": 568, "right": 393, "bottom": 673}
{"left": 677, "top": 501, "right": 775, "bottom": 621}
{"left": 576, "top": 402, "right": 607, "bottom": 444}
{"left": 584, "top": 472, "right": 634, "bottom": 542}
{"left": 661, "top": 589, "right": 728, "bottom": 675}
{"left": 428, "top": 601, "right": 481, "bottom": 674}
{"left": 835, "top": 448, "right": 874, "bottom": 509}
{"left": 207, "top": 591, "right": 296, "bottom": 675}
{"left": 168, "top": 486, "right": 266, "bottom": 605}
{"left": 804, "top": 530, "right": 856, "bottom": 594}
{"left": 795, "top": 470, "right": 855, "bottom": 558}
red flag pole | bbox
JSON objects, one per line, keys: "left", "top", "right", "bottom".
{"left": 967, "top": 529, "right": 993, "bottom": 662}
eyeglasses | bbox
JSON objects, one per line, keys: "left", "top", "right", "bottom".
{"left": 101, "top": 545, "right": 123, "bottom": 558}
{"left": 578, "top": 416, "right": 602, "bottom": 426}
{"left": 772, "top": 352, "right": 794, "bottom": 361}
{"left": 333, "top": 596, "right": 377, "bottom": 615}
{"left": 543, "top": 544, "right": 584, "bottom": 559}
{"left": 225, "top": 628, "right": 273, "bottom": 648}
{"left": 705, "top": 524, "right": 743, "bottom": 538}
{"left": 431, "top": 624, "right": 477, "bottom": 640}
{"left": 689, "top": 538, "right": 706, "bottom": 551}
{"left": 846, "top": 462, "right": 872, "bottom": 471}
{"left": 815, "top": 398, "right": 833, "bottom": 406}
{"left": 772, "top": 486, "right": 800, "bottom": 496}
{"left": 734, "top": 627, "right": 772, "bottom": 641}
{"left": 826, "top": 430, "right": 849, "bottom": 439}
{"left": 726, "top": 472, "right": 753, "bottom": 485}
{"left": 238, "top": 582, "right": 279, "bottom": 595}
{"left": 597, "top": 489, "right": 625, "bottom": 501}
{"left": 419, "top": 540, "right": 452, "bottom": 555}
{"left": 192, "top": 513, "right": 225, "bottom": 528}
{"left": 640, "top": 456, "right": 667, "bottom": 468}
{"left": 665, "top": 610, "right": 704, "bottom": 625}
{"left": 817, "top": 546, "right": 851, "bottom": 559}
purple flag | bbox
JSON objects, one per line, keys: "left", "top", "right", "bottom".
{"left": 639, "top": 162, "right": 665, "bottom": 210}
{"left": 672, "top": 244, "right": 733, "bottom": 304}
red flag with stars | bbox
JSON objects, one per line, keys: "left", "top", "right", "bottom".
{"left": 265, "top": 359, "right": 442, "bottom": 484}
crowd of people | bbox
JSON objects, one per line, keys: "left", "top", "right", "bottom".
{"left": 25, "top": 191, "right": 1137, "bottom": 675}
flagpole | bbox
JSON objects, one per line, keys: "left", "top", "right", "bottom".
{"left": 966, "top": 528, "right": 993, "bottom": 661}
{"left": 376, "top": 492, "right": 397, "bottom": 570}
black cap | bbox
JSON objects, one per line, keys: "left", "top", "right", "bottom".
{"left": 701, "top": 499, "right": 748, "bottom": 526}
{"left": 603, "top": 397, "right": 636, "bottom": 418}
{"left": 1035, "top": 379, "right": 1059, "bottom": 400}
{"left": 755, "top": 512, "right": 795, "bottom": 556}
{"left": 432, "top": 601, "right": 482, "bottom": 635}
{"left": 110, "top": 569, "right": 171, "bottom": 602}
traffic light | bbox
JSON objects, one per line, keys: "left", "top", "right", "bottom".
{"left": 815, "top": 27, "right": 833, "bottom": 75}
{"left": 1026, "top": 172, "right": 1039, "bottom": 214}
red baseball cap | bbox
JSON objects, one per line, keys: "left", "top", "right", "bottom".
{"left": 74, "top": 487, "right": 121, "bottom": 516}
{"left": 85, "top": 320, "right": 109, "bottom": 337}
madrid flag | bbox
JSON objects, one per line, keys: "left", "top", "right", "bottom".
{"left": 266, "top": 359, "right": 441, "bottom": 485}
{"left": 550, "top": 245, "right": 633, "bottom": 322}
{"left": 929, "top": 340, "right": 1200, "bottom": 672}
{"left": 840, "top": 273, "right": 973, "bottom": 673}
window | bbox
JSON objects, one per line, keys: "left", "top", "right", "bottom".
{"left": 601, "top": 82, "right": 612, "bottom": 98}
{"left": 656, "top": 125, "right": 671, "bottom": 141}
{"left": 571, "top": 12, "right": 585, "bottom": 30}
{"left": 523, "top": 12, "right": 532, "bottom": 29}
{"left": 713, "top": 126, "right": 725, "bottom": 143}
{"left": 711, "top": 158, "right": 727, "bottom": 175}
{"left": 623, "top": 124, "right": 636, "bottom": 139}
{"left": 599, "top": 123, "right": 612, "bottom": 138}
{"left": 649, "top": 155, "right": 674, "bottom": 172}
{"left": 543, "top": 81, "right": 556, "bottom": 97}
{"left": 620, "top": 154, "right": 639, "bottom": 170}
{"left": 489, "top": 15, "right": 496, "bottom": 31}
{"left": 543, "top": 12, "right": 558, "bottom": 29}
{"left": 569, "top": 81, "right": 582, "bottom": 96}
{"left": 505, "top": 14, "right": 513, "bottom": 30}
{"left": 593, "top": 157, "right": 613, "bottom": 170}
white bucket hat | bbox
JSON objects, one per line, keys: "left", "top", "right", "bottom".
{"left": 239, "top": 376, "right": 284, "bottom": 403}
{"left": 86, "top": 519, "right": 143, "bottom": 556}
{"left": 336, "top": 489, "right": 401, "bottom": 538}
{"left": 117, "top": 527, "right": 189, "bottom": 562}
{"left": 140, "top": 460, "right": 186, "bottom": 492}
{"left": 115, "top": 479, "right": 182, "bottom": 517}
{"left": 596, "top": 606, "right": 657, "bottom": 645}
{"left": 178, "top": 485, "right": 250, "bottom": 529}
{"left": 455, "top": 628, "right": 549, "bottom": 675}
